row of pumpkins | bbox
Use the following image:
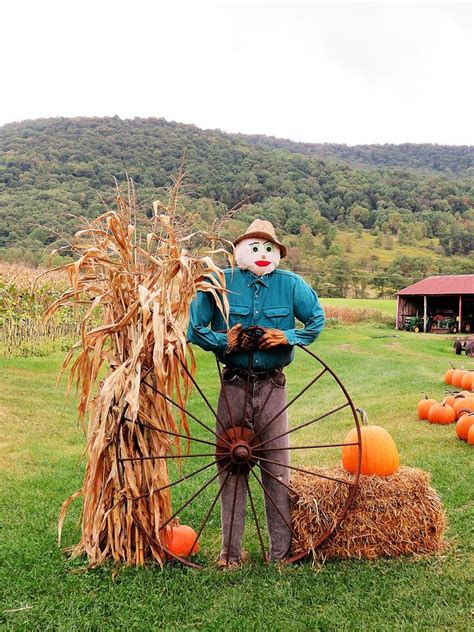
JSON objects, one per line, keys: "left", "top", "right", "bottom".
{"left": 342, "top": 366, "right": 474, "bottom": 482}
{"left": 417, "top": 365, "right": 474, "bottom": 444}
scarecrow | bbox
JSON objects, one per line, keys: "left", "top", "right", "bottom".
{"left": 187, "top": 219, "right": 325, "bottom": 567}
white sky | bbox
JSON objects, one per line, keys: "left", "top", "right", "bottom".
{"left": 1, "top": 0, "right": 473, "bottom": 144}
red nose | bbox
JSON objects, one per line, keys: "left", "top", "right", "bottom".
{"left": 255, "top": 260, "right": 271, "bottom": 267}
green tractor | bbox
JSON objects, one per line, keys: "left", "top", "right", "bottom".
{"left": 402, "top": 315, "right": 427, "bottom": 333}
{"left": 429, "top": 313, "right": 458, "bottom": 334}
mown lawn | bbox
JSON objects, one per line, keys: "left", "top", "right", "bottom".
{"left": 0, "top": 324, "right": 472, "bottom": 631}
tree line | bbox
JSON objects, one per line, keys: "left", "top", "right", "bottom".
{"left": 0, "top": 116, "right": 472, "bottom": 290}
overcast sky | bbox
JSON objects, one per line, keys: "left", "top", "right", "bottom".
{"left": 2, "top": 0, "right": 473, "bottom": 144}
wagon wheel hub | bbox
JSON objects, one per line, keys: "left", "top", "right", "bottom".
{"left": 216, "top": 427, "right": 257, "bottom": 472}
{"left": 231, "top": 441, "right": 251, "bottom": 463}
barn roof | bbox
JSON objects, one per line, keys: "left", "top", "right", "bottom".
{"left": 397, "top": 275, "right": 474, "bottom": 296}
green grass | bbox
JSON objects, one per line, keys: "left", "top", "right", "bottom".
{"left": 1, "top": 325, "right": 473, "bottom": 631}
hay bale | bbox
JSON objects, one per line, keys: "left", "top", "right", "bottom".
{"left": 290, "top": 466, "right": 447, "bottom": 559}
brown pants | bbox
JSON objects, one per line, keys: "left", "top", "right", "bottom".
{"left": 216, "top": 370, "right": 292, "bottom": 561}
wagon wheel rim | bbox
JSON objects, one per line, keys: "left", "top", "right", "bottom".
{"left": 117, "top": 344, "right": 362, "bottom": 568}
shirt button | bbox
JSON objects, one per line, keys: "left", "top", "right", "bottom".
{"left": 256, "top": 311, "right": 259, "bottom": 314}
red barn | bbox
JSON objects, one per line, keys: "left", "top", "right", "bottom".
{"left": 396, "top": 275, "right": 474, "bottom": 333}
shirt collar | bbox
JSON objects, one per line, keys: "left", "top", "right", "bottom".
{"left": 243, "top": 269, "right": 270, "bottom": 287}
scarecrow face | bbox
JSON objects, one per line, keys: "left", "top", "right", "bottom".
{"left": 235, "top": 238, "right": 281, "bottom": 276}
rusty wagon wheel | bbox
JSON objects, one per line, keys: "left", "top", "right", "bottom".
{"left": 118, "top": 344, "right": 362, "bottom": 569}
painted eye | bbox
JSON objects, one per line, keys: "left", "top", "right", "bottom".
{"left": 265, "top": 245, "right": 273, "bottom": 252}
{"left": 252, "top": 246, "right": 259, "bottom": 253}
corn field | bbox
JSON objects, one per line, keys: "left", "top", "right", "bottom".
{"left": 0, "top": 262, "right": 77, "bottom": 357}
{"left": 323, "top": 305, "right": 393, "bottom": 325}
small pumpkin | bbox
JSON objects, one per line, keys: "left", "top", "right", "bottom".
{"left": 342, "top": 409, "right": 399, "bottom": 476}
{"left": 460, "top": 372, "right": 473, "bottom": 391}
{"left": 444, "top": 367, "right": 456, "bottom": 384}
{"left": 468, "top": 424, "right": 474, "bottom": 446}
{"left": 453, "top": 396, "right": 474, "bottom": 419}
{"left": 442, "top": 393, "right": 457, "bottom": 408}
{"left": 417, "top": 394, "right": 437, "bottom": 420}
{"left": 455, "top": 412, "right": 474, "bottom": 441}
{"left": 427, "top": 402, "right": 456, "bottom": 425}
{"left": 164, "top": 524, "right": 199, "bottom": 558}
{"left": 452, "top": 369, "right": 468, "bottom": 388}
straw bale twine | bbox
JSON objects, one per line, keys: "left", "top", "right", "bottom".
{"left": 290, "top": 466, "right": 447, "bottom": 559}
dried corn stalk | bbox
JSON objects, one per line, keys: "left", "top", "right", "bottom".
{"left": 47, "top": 173, "right": 232, "bottom": 566}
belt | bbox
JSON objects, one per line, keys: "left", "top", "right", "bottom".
{"left": 222, "top": 368, "right": 282, "bottom": 382}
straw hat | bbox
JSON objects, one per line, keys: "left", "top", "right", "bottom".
{"left": 232, "top": 219, "right": 287, "bottom": 258}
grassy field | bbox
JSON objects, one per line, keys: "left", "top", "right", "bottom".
{"left": 1, "top": 324, "right": 473, "bottom": 631}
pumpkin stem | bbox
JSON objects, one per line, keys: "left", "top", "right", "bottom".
{"left": 449, "top": 361, "right": 456, "bottom": 369}
{"left": 421, "top": 392, "right": 429, "bottom": 399}
{"left": 355, "top": 407, "right": 369, "bottom": 426}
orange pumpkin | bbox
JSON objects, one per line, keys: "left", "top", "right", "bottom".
{"left": 342, "top": 409, "right": 399, "bottom": 476}
{"left": 427, "top": 402, "right": 456, "bottom": 425}
{"left": 164, "top": 524, "right": 199, "bottom": 557}
{"left": 452, "top": 369, "right": 468, "bottom": 388}
{"left": 442, "top": 394, "right": 457, "bottom": 408}
{"left": 453, "top": 396, "right": 474, "bottom": 419}
{"left": 444, "top": 368, "right": 455, "bottom": 384}
{"left": 468, "top": 424, "right": 474, "bottom": 446}
{"left": 461, "top": 372, "right": 473, "bottom": 391}
{"left": 455, "top": 412, "right": 474, "bottom": 441}
{"left": 417, "top": 394, "right": 437, "bottom": 420}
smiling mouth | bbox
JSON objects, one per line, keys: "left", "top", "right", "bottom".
{"left": 255, "top": 260, "right": 271, "bottom": 267}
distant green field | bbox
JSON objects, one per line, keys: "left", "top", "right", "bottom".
{"left": 1, "top": 324, "right": 472, "bottom": 630}
{"left": 319, "top": 297, "right": 396, "bottom": 316}
{"left": 334, "top": 229, "right": 442, "bottom": 266}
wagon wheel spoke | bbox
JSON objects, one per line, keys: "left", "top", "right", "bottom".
{"left": 260, "top": 441, "right": 359, "bottom": 452}
{"left": 251, "top": 348, "right": 293, "bottom": 431}
{"left": 186, "top": 469, "right": 232, "bottom": 558}
{"left": 256, "top": 461, "right": 294, "bottom": 494}
{"left": 252, "top": 402, "right": 351, "bottom": 451}
{"left": 125, "top": 417, "right": 218, "bottom": 449}
{"left": 215, "top": 357, "right": 236, "bottom": 432}
{"left": 142, "top": 378, "right": 230, "bottom": 446}
{"left": 254, "top": 367, "right": 327, "bottom": 441}
{"left": 257, "top": 456, "right": 354, "bottom": 487}
{"left": 249, "top": 468, "right": 298, "bottom": 541}
{"left": 174, "top": 352, "right": 232, "bottom": 444}
{"left": 244, "top": 476, "right": 268, "bottom": 563}
{"left": 240, "top": 352, "right": 254, "bottom": 434}
{"left": 130, "top": 456, "right": 226, "bottom": 501}
{"left": 119, "top": 452, "right": 217, "bottom": 462}
{"left": 225, "top": 472, "right": 242, "bottom": 566}
{"left": 159, "top": 462, "right": 231, "bottom": 532}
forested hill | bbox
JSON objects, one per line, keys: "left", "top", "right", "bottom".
{"left": 0, "top": 116, "right": 473, "bottom": 286}
{"left": 236, "top": 135, "right": 474, "bottom": 176}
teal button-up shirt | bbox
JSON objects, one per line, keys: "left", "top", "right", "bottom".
{"left": 187, "top": 268, "right": 325, "bottom": 370}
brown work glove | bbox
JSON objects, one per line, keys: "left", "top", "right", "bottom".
{"left": 226, "top": 323, "right": 243, "bottom": 351}
{"left": 258, "top": 328, "right": 288, "bottom": 350}
{"left": 240, "top": 326, "right": 266, "bottom": 351}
